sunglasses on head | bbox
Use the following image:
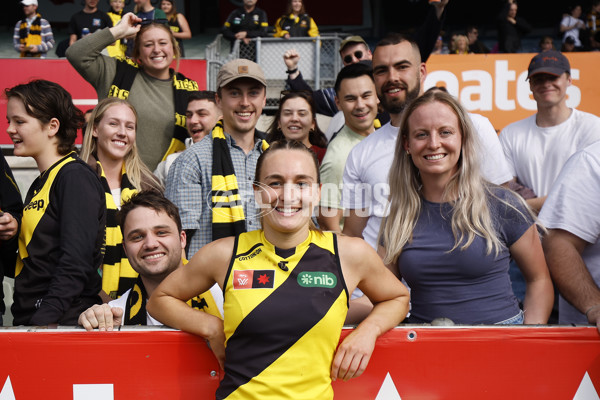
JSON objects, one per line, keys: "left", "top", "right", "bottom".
{"left": 343, "top": 50, "right": 363, "bottom": 64}
{"left": 279, "top": 89, "right": 313, "bottom": 100}
{"left": 138, "top": 18, "right": 169, "bottom": 26}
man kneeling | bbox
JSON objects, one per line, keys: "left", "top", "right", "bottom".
{"left": 79, "top": 190, "right": 223, "bottom": 330}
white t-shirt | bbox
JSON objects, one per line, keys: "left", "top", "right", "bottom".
{"left": 469, "top": 113, "right": 513, "bottom": 185}
{"left": 109, "top": 288, "right": 162, "bottom": 326}
{"left": 561, "top": 15, "right": 584, "bottom": 46}
{"left": 538, "top": 141, "right": 600, "bottom": 324}
{"left": 154, "top": 137, "right": 193, "bottom": 186}
{"left": 342, "top": 115, "right": 513, "bottom": 249}
{"left": 499, "top": 109, "right": 600, "bottom": 197}
{"left": 342, "top": 122, "right": 397, "bottom": 249}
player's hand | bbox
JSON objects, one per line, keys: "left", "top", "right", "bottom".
{"left": 331, "top": 326, "right": 377, "bottom": 381}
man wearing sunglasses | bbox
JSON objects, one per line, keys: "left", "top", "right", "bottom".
{"left": 283, "top": 0, "right": 449, "bottom": 124}
{"left": 339, "top": 36, "right": 372, "bottom": 66}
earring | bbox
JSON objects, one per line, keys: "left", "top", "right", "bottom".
{"left": 406, "top": 150, "right": 410, "bottom": 155}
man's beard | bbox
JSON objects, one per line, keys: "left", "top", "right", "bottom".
{"left": 378, "top": 81, "right": 421, "bottom": 115}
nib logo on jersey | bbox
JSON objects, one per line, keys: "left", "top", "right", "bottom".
{"left": 233, "top": 270, "right": 275, "bottom": 290}
{"left": 297, "top": 271, "right": 337, "bottom": 288}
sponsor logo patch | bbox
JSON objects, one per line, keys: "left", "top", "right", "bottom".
{"left": 24, "top": 199, "right": 45, "bottom": 212}
{"left": 233, "top": 270, "right": 275, "bottom": 289}
{"left": 236, "top": 244, "right": 262, "bottom": 261}
{"left": 297, "top": 271, "right": 337, "bottom": 288}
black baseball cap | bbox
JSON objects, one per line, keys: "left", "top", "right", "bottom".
{"left": 527, "top": 50, "right": 571, "bottom": 79}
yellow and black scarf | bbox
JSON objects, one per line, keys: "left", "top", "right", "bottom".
{"left": 19, "top": 13, "right": 42, "bottom": 58}
{"left": 124, "top": 267, "right": 223, "bottom": 325}
{"left": 211, "top": 120, "right": 268, "bottom": 241}
{"left": 124, "top": 276, "right": 149, "bottom": 325}
{"left": 97, "top": 161, "right": 138, "bottom": 299}
{"left": 108, "top": 58, "right": 198, "bottom": 161}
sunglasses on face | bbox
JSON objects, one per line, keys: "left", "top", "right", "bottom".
{"left": 343, "top": 50, "right": 363, "bottom": 64}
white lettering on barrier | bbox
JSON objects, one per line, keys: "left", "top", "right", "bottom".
{"left": 375, "top": 372, "right": 402, "bottom": 400}
{"left": 0, "top": 377, "right": 15, "bottom": 400}
{"left": 494, "top": 60, "right": 516, "bottom": 111}
{"left": 566, "top": 69, "right": 581, "bottom": 109}
{"left": 1, "top": 378, "right": 114, "bottom": 400}
{"left": 461, "top": 69, "right": 493, "bottom": 111}
{"left": 573, "top": 372, "right": 600, "bottom": 400}
{"left": 73, "top": 384, "right": 114, "bottom": 400}
{"left": 1, "top": 368, "right": 597, "bottom": 398}
{"left": 425, "top": 61, "right": 581, "bottom": 112}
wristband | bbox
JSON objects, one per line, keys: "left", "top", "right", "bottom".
{"left": 585, "top": 304, "right": 600, "bottom": 320}
{"left": 286, "top": 68, "right": 298, "bottom": 74}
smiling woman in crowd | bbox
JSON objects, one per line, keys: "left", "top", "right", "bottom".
{"left": 67, "top": 12, "right": 198, "bottom": 171}
{"left": 267, "top": 90, "right": 328, "bottom": 164}
{"left": 80, "top": 97, "right": 162, "bottom": 302}
{"left": 6, "top": 79, "right": 105, "bottom": 326}
{"left": 379, "top": 90, "right": 553, "bottom": 325}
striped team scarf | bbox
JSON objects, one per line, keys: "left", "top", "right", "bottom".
{"left": 124, "top": 261, "right": 224, "bottom": 325}
{"left": 97, "top": 161, "right": 139, "bottom": 299}
{"left": 124, "top": 276, "right": 148, "bottom": 325}
{"left": 211, "top": 120, "right": 269, "bottom": 241}
{"left": 19, "top": 13, "right": 42, "bottom": 58}
{"left": 108, "top": 58, "right": 198, "bottom": 161}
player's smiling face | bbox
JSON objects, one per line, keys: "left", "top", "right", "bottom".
{"left": 255, "top": 148, "right": 320, "bottom": 234}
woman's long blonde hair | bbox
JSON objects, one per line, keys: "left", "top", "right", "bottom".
{"left": 380, "top": 90, "right": 532, "bottom": 265}
{"left": 80, "top": 98, "right": 162, "bottom": 191}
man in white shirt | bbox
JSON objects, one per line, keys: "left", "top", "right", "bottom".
{"left": 78, "top": 191, "right": 223, "bottom": 330}
{"left": 540, "top": 141, "right": 600, "bottom": 330}
{"left": 341, "top": 33, "right": 426, "bottom": 249}
{"left": 317, "top": 63, "right": 379, "bottom": 232}
{"left": 499, "top": 50, "right": 600, "bottom": 214}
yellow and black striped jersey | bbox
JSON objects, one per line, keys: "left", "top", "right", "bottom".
{"left": 217, "top": 229, "right": 348, "bottom": 400}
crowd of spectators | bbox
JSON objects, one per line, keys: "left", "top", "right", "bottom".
{"left": 12, "top": 0, "right": 600, "bottom": 62}
{"left": 3, "top": 2, "right": 600, "bottom": 396}
{"left": 3, "top": 0, "right": 600, "bottom": 342}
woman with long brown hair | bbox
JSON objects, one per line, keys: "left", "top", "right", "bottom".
{"left": 67, "top": 12, "right": 198, "bottom": 170}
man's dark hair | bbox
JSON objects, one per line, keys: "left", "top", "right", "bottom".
{"left": 334, "top": 62, "right": 374, "bottom": 95}
{"left": 118, "top": 190, "right": 182, "bottom": 234}
{"left": 373, "top": 32, "right": 421, "bottom": 62}
{"left": 187, "top": 90, "right": 217, "bottom": 105}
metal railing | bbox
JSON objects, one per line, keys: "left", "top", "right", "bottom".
{"left": 206, "top": 34, "right": 343, "bottom": 110}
